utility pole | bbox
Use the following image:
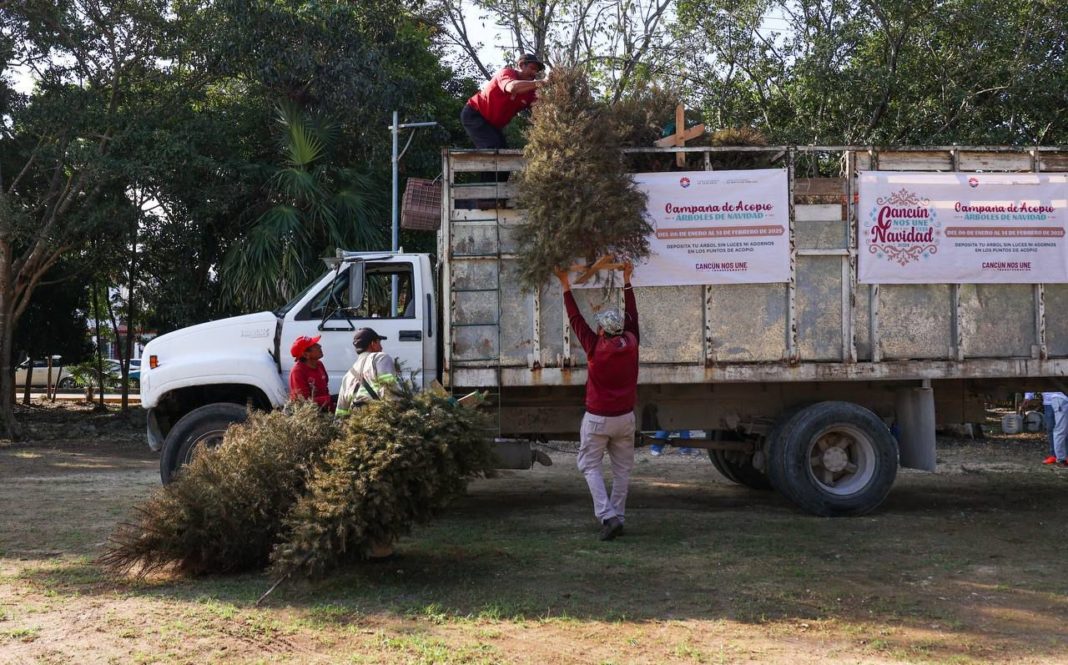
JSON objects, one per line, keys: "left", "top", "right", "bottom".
{"left": 389, "top": 112, "right": 437, "bottom": 313}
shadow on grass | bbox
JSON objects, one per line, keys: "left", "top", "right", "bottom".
{"left": 8, "top": 462, "right": 1068, "bottom": 663}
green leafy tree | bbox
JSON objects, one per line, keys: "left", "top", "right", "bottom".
{"left": 222, "top": 105, "right": 385, "bottom": 311}
{"left": 672, "top": 0, "right": 1067, "bottom": 145}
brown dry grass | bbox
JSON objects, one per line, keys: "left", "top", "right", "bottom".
{"left": 1, "top": 404, "right": 1067, "bottom": 664}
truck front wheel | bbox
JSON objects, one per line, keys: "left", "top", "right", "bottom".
{"left": 159, "top": 403, "right": 249, "bottom": 484}
{"left": 767, "top": 402, "right": 898, "bottom": 516}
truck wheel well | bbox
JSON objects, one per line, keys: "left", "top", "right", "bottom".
{"left": 154, "top": 384, "right": 272, "bottom": 439}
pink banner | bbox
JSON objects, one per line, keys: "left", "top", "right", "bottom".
{"left": 858, "top": 172, "right": 1068, "bottom": 284}
{"left": 629, "top": 169, "right": 790, "bottom": 286}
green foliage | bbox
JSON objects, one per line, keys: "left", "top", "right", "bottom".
{"left": 513, "top": 66, "right": 652, "bottom": 289}
{"left": 271, "top": 386, "right": 495, "bottom": 578}
{"left": 674, "top": 0, "right": 1067, "bottom": 145}
{"left": 99, "top": 403, "right": 336, "bottom": 577}
{"left": 221, "top": 104, "right": 386, "bottom": 311}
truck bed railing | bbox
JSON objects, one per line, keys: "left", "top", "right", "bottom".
{"left": 441, "top": 146, "right": 1068, "bottom": 387}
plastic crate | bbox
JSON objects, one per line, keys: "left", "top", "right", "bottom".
{"left": 401, "top": 178, "right": 442, "bottom": 231}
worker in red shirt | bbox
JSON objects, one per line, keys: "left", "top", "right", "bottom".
{"left": 554, "top": 262, "right": 639, "bottom": 541}
{"left": 288, "top": 335, "right": 333, "bottom": 412}
{"left": 461, "top": 53, "right": 545, "bottom": 152}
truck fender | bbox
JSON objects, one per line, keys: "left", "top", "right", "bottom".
{"left": 140, "top": 351, "right": 287, "bottom": 409}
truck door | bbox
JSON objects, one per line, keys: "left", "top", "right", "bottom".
{"left": 283, "top": 258, "right": 427, "bottom": 396}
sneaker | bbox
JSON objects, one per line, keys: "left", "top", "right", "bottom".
{"left": 1043, "top": 455, "right": 1057, "bottom": 465}
{"left": 1055, "top": 460, "right": 1068, "bottom": 469}
{"left": 650, "top": 444, "right": 663, "bottom": 457}
{"left": 599, "top": 517, "right": 624, "bottom": 541}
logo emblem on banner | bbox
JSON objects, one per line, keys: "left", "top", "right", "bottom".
{"left": 968, "top": 177, "right": 979, "bottom": 188}
{"left": 865, "top": 188, "right": 940, "bottom": 266}
{"left": 679, "top": 177, "right": 690, "bottom": 188}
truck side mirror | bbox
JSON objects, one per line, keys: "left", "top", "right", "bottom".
{"left": 348, "top": 262, "right": 365, "bottom": 310}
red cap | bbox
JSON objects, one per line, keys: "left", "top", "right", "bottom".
{"left": 290, "top": 335, "right": 322, "bottom": 359}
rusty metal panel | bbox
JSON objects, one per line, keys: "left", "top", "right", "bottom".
{"left": 498, "top": 260, "right": 534, "bottom": 365}
{"left": 635, "top": 286, "right": 704, "bottom": 364}
{"left": 1044, "top": 285, "right": 1068, "bottom": 357}
{"left": 796, "top": 256, "right": 844, "bottom": 360}
{"left": 796, "top": 220, "right": 846, "bottom": 249}
{"left": 452, "top": 325, "right": 499, "bottom": 363}
{"left": 855, "top": 283, "right": 872, "bottom": 360}
{"left": 878, "top": 285, "right": 954, "bottom": 359}
{"left": 706, "top": 284, "right": 787, "bottom": 362}
{"left": 959, "top": 284, "right": 1034, "bottom": 358}
{"left": 449, "top": 260, "right": 497, "bottom": 291}
{"left": 453, "top": 288, "right": 497, "bottom": 326}
{"left": 537, "top": 281, "right": 566, "bottom": 367}
{"left": 795, "top": 203, "right": 846, "bottom": 249}
{"left": 450, "top": 222, "right": 498, "bottom": 257}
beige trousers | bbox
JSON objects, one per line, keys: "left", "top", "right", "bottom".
{"left": 577, "top": 411, "right": 636, "bottom": 523}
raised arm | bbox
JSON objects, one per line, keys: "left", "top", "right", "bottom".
{"left": 622, "top": 262, "right": 639, "bottom": 343}
{"left": 498, "top": 68, "right": 542, "bottom": 95}
{"left": 555, "top": 268, "right": 597, "bottom": 355}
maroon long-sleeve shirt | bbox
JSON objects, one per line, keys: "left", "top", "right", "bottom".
{"left": 563, "top": 286, "right": 639, "bottom": 417}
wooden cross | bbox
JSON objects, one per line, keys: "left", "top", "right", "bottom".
{"left": 653, "top": 104, "right": 706, "bottom": 167}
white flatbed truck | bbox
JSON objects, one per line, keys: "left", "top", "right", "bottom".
{"left": 140, "top": 145, "right": 1068, "bottom": 515}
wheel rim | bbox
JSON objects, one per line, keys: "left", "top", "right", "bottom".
{"left": 181, "top": 429, "right": 227, "bottom": 464}
{"left": 804, "top": 424, "right": 877, "bottom": 496}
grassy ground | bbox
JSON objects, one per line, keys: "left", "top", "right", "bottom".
{"left": 1, "top": 402, "right": 1066, "bottom": 664}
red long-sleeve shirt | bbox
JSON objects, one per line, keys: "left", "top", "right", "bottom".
{"left": 563, "top": 287, "right": 639, "bottom": 417}
{"left": 466, "top": 68, "right": 538, "bottom": 129}
{"left": 288, "top": 360, "right": 333, "bottom": 411}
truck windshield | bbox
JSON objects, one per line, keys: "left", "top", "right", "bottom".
{"left": 274, "top": 272, "right": 329, "bottom": 317}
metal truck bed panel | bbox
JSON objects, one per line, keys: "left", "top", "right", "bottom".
{"left": 441, "top": 146, "right": 1068, "bottom": 388}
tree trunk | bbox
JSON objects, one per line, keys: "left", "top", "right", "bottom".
{"left": 0, "top": 301, "right": 20, "bottom": 439}
{"left": 92, "top": 281, "right": 106, "bottom": 411}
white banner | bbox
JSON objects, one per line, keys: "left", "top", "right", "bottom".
{"left": 858, "top": 171, "right": 1068, "bottom": 284}
{"left": 629, "top": 169, "right": 790, "bottom": 286}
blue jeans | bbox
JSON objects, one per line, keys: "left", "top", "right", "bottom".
{"left": 1045, "top": 404, "right": 1056, "bottom": 457}
{"left": 1053, "top": 401, "right": 1068, "bottom": 462}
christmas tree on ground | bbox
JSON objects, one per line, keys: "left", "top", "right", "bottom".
{"left": 514, "top": 66, "right": 652, "bottom": 290}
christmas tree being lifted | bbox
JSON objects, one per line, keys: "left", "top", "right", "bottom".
{"left": 514, "top": 66, "right": 655, "bottom": 289}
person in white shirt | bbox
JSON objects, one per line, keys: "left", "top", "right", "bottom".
{"left": 336, "top": 328, "right": 398, "bottom": 417}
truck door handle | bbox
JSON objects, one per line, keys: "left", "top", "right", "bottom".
{"left": 399, "top": 330, "right": 422, "bottom": 341}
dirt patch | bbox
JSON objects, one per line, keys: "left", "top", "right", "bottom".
{"left": 1, "top": 406, "right": 1067, "bottom": 664}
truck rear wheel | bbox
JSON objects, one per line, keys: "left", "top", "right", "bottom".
{"left": 707, "top": 432, "right": 771, "bottom": 490}
{"left": 160, "top": 403, "right": 249, "bottom": 484}
{"left": 767, "top": 402, "right": 898, "bottom": 516}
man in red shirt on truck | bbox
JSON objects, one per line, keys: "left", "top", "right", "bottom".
{"left": 461, "top": 53, "right": 544, "bottom": 155}
{"left": 555, "top": 263, "right": 640, "bottom": 541}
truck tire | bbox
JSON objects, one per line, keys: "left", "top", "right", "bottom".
{"left": 766, "top": 401, "right": 898, "bottom": 517}
{"left": 160, "top": 403, "right": 249, "bottom": 484}
{"left": 707, "top": 432, "right": 771, "bottom": 490}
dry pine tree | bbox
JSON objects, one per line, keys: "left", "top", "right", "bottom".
{"left": 513, "top": 66, "right": 652, "bottom": 289}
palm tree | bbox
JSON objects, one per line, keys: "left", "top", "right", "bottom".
{"left": 223, "top": 104, "right": 385, "bottom": 311}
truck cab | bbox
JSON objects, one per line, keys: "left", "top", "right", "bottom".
{"left": 140, "top": 252, "right": 436, "bottom": 482}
